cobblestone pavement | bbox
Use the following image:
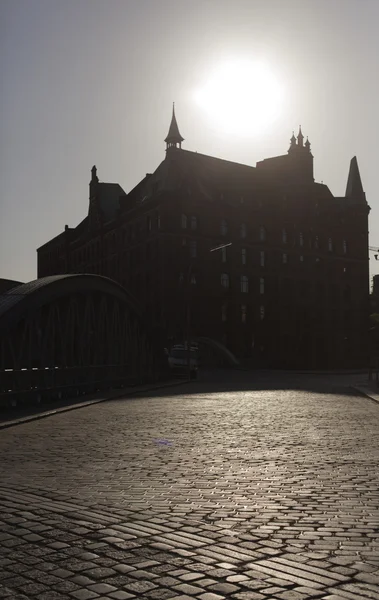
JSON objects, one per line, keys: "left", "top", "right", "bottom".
{"left": 0, "top": 372, "right": 378, "bottom": 600}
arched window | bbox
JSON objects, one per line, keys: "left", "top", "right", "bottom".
{"left": 220, "top": 219, "right": 228, "bottom": 236}
{"left": 328, "top": 238, "right": 333, "bottom": 252}
{"left": 181, "top": 214, "right": 187, "bottom": 229}
{"left": 343, "top": 240, "right": 347, "bottom": 254}
{"left": 240, "top": 223, "right": 247, "bottom": 238}
{"left": 260, "top": 277, "right": 265, "bottom": 294}
{"left": 260, "top": 305, "right": 265, "bottom": 320}
{"left": 282, "top": 228, "right": 287, "bottom": 244}
{"left": 221, "top": 273, "right": 229, "bottom": 288}
{"left": 241, "top": 248, "right": 246, "bottom": 265}
{"left": 259, "top": 226, "right": 266, "bottom": 242}
{"left": 189, "top": 241, "right": 197, "bottom": 258}
{"left": 241, "top": 275, "right": 249, "bottom": 293}
{"left": 299, "top": 232, "right": 304, "bottom": 247}
{"left": 191, "top": 216, "right": 197, "bottom": 230}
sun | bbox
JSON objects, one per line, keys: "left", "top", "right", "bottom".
{"left": 194, "top": 59, "right": 285, "bottom": 137}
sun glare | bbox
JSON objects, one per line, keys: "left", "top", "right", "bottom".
{"left": 194, "top": 59, "right": 284, "bottom": 136}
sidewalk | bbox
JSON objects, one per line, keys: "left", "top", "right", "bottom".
{"left": 352, "top": 376, "right": 379, "bottom": 404}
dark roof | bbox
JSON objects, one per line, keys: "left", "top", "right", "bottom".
{"left": 125, "top": 148, "right": 259, "bottom": 206}
{"left": 37, "top": 228, "right": 69, "bottom": 251}
{"left": 125, "top": 147, "right": 341, "bottom": 208}
{"left": 97, "top": 182, "right": 126, "bottom": 221}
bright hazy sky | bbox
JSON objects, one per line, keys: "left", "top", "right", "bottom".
{"left": 1, "top": 0, "right": 378, "bottom": 284}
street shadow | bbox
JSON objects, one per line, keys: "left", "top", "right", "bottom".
{"left": 118, "top": 368, "right": 368, "bottom": 401}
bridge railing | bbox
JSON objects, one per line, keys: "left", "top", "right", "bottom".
{"left": 0, "top": 365, "right": 153, "bottom": 408}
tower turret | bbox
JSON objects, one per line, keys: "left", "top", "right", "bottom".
{"left": 345, "top": 156, "right": 366, "bottom": 204}
{"left": 165, "top": 103, "right": 184, "bottom": 150}
{"left": 297, "top": 125, "right": 304, "bottom": 147}
{"left": 289, "top": 131, "right": 296, "bottom": 151}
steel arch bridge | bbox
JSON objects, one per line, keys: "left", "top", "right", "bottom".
{"left": 0, "top": 275, "right": 167, "bottom": 407}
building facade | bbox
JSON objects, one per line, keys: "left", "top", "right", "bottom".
{"left": 37, "top": 109, "right": 370, "bottom": 368}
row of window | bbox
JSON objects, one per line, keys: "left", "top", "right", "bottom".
{"left": 220, "top": 305, "right": 357, "bottom": 325}
{"left": 180, "top": 272, "right": 353, "bottom": 301}
{"left": 182, "top": 215, "right": 348, "bottom": 254}
{"left": 222, "top": 304, "right": 265, "bottom": 323}
{"left": 181, "top": 214, "right": 198, "bottom": 230}
{"left": 221, "top": 274, "right": 264, "bottom": 293}
{"left": 179, "top": 272, "right": 264, "bottom": 292}
{"left": 187, "top": 243, "right": 350, "bottom": 269}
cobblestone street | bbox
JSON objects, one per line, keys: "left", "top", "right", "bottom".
{"left": 0, "top": 372, "right": 378, "bottom": 600}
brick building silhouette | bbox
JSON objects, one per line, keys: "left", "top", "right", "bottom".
{"left": 37, "top": 107, "right": 370, "bottom": 368}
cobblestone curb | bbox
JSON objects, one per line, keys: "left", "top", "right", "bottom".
{"left": 0, "top": 378, "right": 189, "bottom": 431}
{"left": 351, "top": 385, "right": 379, "bottom": 405}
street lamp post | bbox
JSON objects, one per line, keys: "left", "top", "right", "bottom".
{"left": 186, "top": 242, "right": 232, "bottom": 380}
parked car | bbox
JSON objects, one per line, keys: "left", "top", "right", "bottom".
{"left": 168, "top": 345, "right": 198, "bottom": 379}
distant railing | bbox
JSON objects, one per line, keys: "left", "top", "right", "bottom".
{"left": 0, "top": 364, "right": 159, "bottom": 409}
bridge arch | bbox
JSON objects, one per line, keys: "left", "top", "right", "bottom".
{"left": 194, "top": 337, "right": 240, "bottom": 367}
{"left": 0, "top": 274, "right": 167, "bottom": 405}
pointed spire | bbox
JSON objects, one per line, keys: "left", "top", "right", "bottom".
{"left": 345, "top": 156, "right": 365, "bottom": 201}
{"left": 91, "top": 165, "right": 98, "bottom": 182}
{"left": 305, "top": 136, "right": 311, "bottom": 151}
{"left": 165, "top": 103, "right": 184, "bottom": 150}
{"left": 288, "top": 131, "right": 296, "bottom": 153}
{"left": 297, "top": 125, "right": 304, "bottom": 147}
